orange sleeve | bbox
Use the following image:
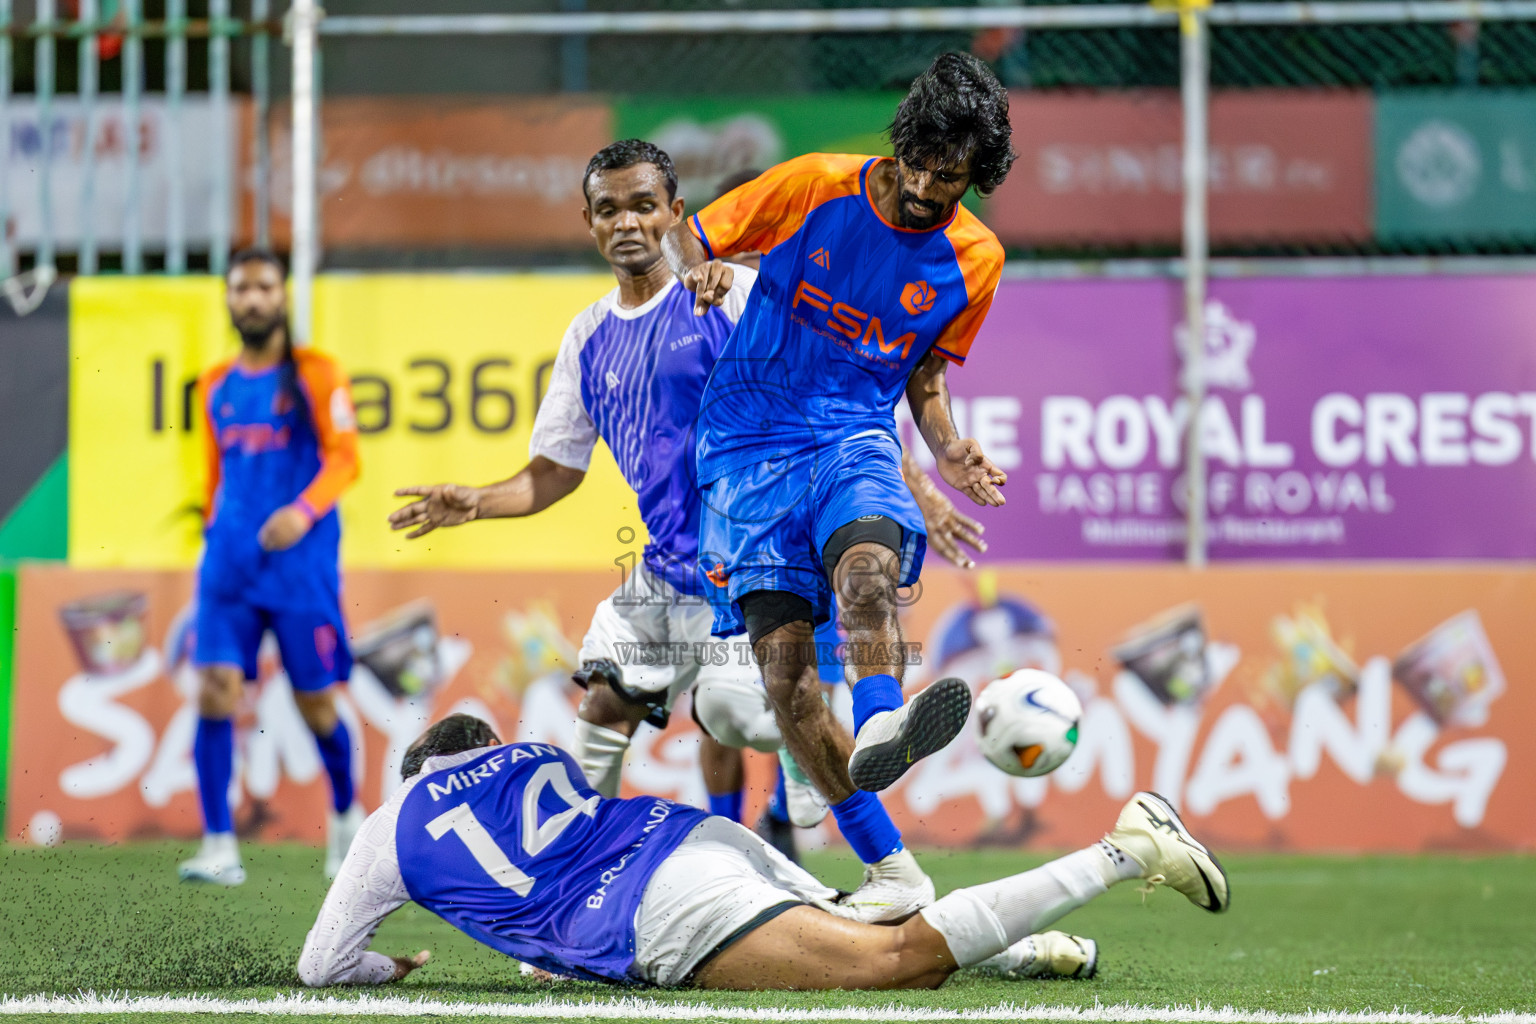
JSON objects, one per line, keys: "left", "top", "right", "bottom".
{"left": 932, "top": 215, "right": 1005, "bottom": 366}
{"left": 293, "top": 351, "right": 361, "bottom": 521}
{"left": 689, "top": 153, "right": 869, "bottom": 259}
{"left": 198, "top": 362, "right": 233, "bottom": 525}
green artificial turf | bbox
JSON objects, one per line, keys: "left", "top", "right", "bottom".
{"left": 0, "top": 841, "right": 1532, "bottom": 1021}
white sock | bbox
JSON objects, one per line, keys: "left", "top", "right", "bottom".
{"left": 918, "top": 846, "right": 1111, "bottom": 966}
{"left": 202, "top": 832, "right": 240, "bottom": 861}
{"left": 975, "top": 935, "right": 1036, "bottom": 974}
{"left": 1097, "top": 838, "right": 1144, "bottom": 882}
{"left": 571, "top": 720, "right": 630, "bottom": 798}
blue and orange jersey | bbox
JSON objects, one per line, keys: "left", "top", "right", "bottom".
{"left": 198, "top": 348, "right": 360, "bottom": 609}
{"left": 688, "top": 153, "right": 1003, "bottom": 482}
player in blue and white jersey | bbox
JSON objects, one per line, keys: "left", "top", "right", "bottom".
{"left": 299, "top": 713, "right": 1229, "bottom": 990}
{"left": 661, "top": 55, "right": 1015, "bottom": 829}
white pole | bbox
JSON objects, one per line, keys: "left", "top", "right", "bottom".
{"left": 290, "top": 0, "right": 318, "bottom": 345}
{"left": 1180, "top": 2, "right": 1209, "bottom": 568}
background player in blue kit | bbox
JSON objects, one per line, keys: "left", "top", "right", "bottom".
{"left": 180, "top": 249, "right": 363, "bottom": 887}
{"left": 389, "top": 142, "right": 950, "bottom": 918}
{"left": 662, "top": 55, "right": 1014, "bottom": 828}
{"left": 298, "top": 713, "right": 1228, "bottom": 990}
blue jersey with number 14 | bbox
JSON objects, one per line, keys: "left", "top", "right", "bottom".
{"left": 394, "top": 744, "right": 707, "bottom": 984}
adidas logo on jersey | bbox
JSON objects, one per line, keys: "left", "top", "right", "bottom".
{"left": 808, "top": 248, "right": 831, "bottom": 269}
{"left": 605, "top": 370, "right": 621, "bottom": 391}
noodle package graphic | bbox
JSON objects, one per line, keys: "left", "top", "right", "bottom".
{"left": 1392, "top": 610, "right": 1505, "bottom": 728}
{"left": 352, "top": 601, "right": 443, "bottom": 700}
{"left": 1111, "top": 605, "right": 1216, "bottom": 706}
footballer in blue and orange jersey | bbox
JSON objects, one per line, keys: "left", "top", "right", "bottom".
{"left": 180, "top": 248, "right": 362, "bottom": 888}
{"left": 664, "top": 53, "right": 1016, "bottom": 797}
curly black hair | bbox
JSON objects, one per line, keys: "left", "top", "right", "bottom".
{"left": 583, "top": 138, "right": 679, "bottom": 205}
{"left": 888, "top": 52, "right": 1016, "bottom": 197}
{"left": 401, "top": 713, "right": 502, "bottom": 780}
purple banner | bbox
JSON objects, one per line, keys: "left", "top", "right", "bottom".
{"left": 897, "top": 275, "right": 1536, "bottom": 560}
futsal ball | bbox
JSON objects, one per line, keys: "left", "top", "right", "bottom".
{"left": 975, "top": 669, "right": 1083, "bottom": 777}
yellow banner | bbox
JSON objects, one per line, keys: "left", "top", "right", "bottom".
{"left": 69, "top": 274, "right": 646, "bottom": 570}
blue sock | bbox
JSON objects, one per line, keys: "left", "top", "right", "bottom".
{"left": 830, "top": 789, "right": 904, "bottom": 864}
{"left": 314, "top": 719, "right": 355, "bottom": 813}
{"left": 708, "top": 789, "right": 745, "bottom": 823}
{"left": 850, "top": 673, "right": 903, "bottom": 734}
{"left": 193, "top": 716, "right": 234, "bottom": 835}
{"left": 767, "top": 767, "right": 791, "bottom": 824}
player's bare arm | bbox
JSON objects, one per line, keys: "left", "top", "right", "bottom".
{"left": 662, "top": 220, "right": 735, "bottom": 316}
{"left": 905, "top": 350, "right": 1006, "bottom": 507}
{"left": 389, "top": 457, "right": 585, "bottom": 539}
{"left": 902, "top": 448, "right": 986, "bottom": 569}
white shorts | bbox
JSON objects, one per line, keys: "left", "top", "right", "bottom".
{"left": 579, "top": 565, "right": 768, "bottom": 731}
{"left": 633, "top": 817, "right": 838, "bottom": 987}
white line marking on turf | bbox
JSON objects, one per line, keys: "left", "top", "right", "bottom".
{"left": 1, "top": 995, "right": 1534, "bottom": 1022}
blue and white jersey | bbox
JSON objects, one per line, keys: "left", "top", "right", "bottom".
{"left": 297, "top": 744, "right": 708, "bottom": 987}
{"left": 530, "top": 270, "right": 755, "bottom": 596}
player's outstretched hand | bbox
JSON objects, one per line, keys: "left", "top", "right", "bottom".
{"left": 389, "top": 484, "right": 480, "bottom": 539}
{"left": 389, "top": 949, "right": 430, "bottom": 981}
{"left": 258, "top": 504, "right": 313, "bottom": 552}
{"left": 936, "top": 438, "right": 1007, "bottom": 508}
{"left": 682, "top": 259, "right": 734, "bottom": 316}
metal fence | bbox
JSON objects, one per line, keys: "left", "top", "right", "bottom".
{"left": 0, "top": 0, "right": 280, "bottom": 288}
{"left": 8, "top": 2, "right": 1536, "bottom": 286}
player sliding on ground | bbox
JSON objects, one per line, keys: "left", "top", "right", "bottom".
{"left": 181, "top": 249, "right": 363, "bottom": 887}
{"left": 299, "top": 714, "right": 1229, "bottom": 990}
{"left": 661, "top": 53, "right": 1015, "bottom": 823}
{"left": 388, "top": 141, "right": 974, "bottom": 916}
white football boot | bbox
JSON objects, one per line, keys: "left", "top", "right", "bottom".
{"left": 847, "top": 678, "right": 971, "bottom": 792}
{"left": 777, "top": 748, "right": 829, "bottom": 828}
{"left": 1105, "top": 791, "right": 1230, "bottom": 913}
{"left": 178, "top": 832, "right": 246, "bottom": 887}
{"left": 826, "top": 848, "right": 936, "bottom": 923}
{"left": 977, "top": 931, "right": 1099, "bottom": 979}
{"left": 325, "top": 803, "right": 366, "bottom": 880}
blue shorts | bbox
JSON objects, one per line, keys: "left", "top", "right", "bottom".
{"left": 699, "top": 432, "right": 927, "bottom": 638}
{"left": 194, "top": 593, "right": 353, "bottom": 692}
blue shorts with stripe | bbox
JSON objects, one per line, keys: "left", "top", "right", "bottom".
{"left": 699, "top": 432, "right": 927, "bottom": 638}
{"left": 194, "top": 592, "right": 352, "bottom": 692}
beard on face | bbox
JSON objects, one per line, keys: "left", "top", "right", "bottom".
{"left": 897, "top": 190, "right": 944, "bottom": 229}
{"left": 233, "top": 308, "right": 285, "bottom": 347}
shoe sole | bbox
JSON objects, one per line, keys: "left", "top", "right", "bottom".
{"left": 178, "top": 869, "right": 245, "bottom": 887}
{"left": 848, "top": 678, "right": 972, "bottom": 792}
{"left": 1138, "top": 791, "right": 1230, "bottom": 913}
{"left": 1073, "top": 935, "right": 1099, "bottom": 979}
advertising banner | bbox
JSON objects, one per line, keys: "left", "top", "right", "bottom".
{"left": 899, "top": 274, "right": 1536, "bottom": 560}
{"left": 69, "top": 274, "right": 644, "bottom": 570}
{"left": 8, "top": 564, "right": 1532, "bottom": 852}
{"left": 614, "top": 94, "right": 902, "bottom": 211}
{"left": 241, "top": 97, "right": 611, "bottom": 249}
{"left": 988, "top": 91, "right": 1372, "bottom": 245}
{"left": 1376, "top": 91, "right": 1536, "bottom": 240}
{"left": 3, "top": 98, "right": 234, "bottom": 247}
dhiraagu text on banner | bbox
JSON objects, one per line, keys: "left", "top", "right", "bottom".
{"left": 69, "top": 274, "right": 645, "bottom": 570}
